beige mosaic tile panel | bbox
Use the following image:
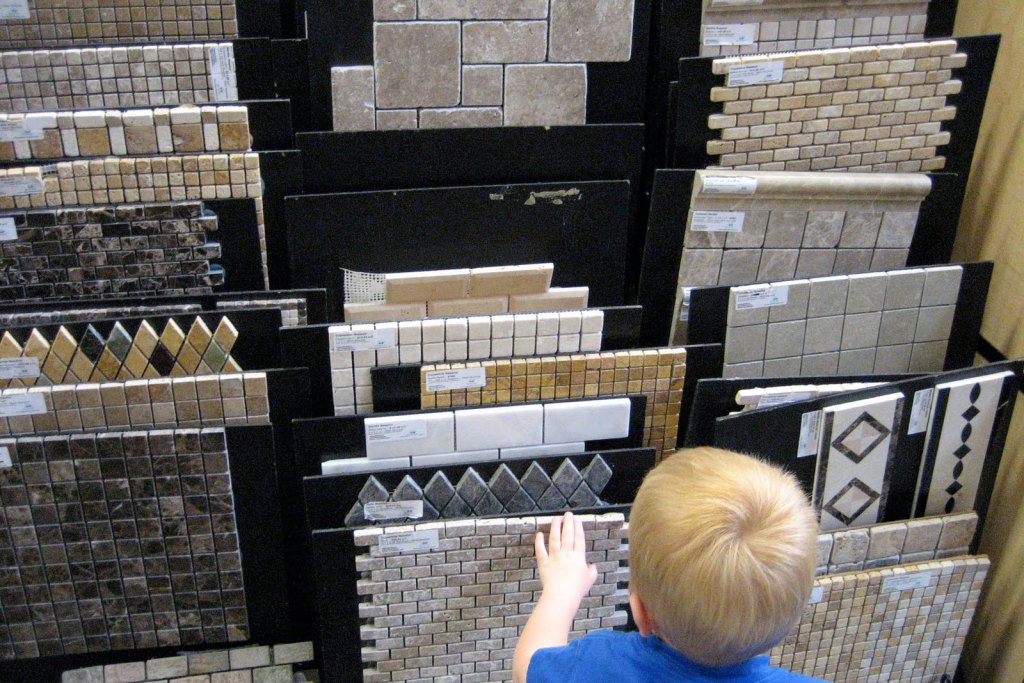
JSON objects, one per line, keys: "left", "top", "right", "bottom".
{"left": 0, "top": 1, "right": 238, "bottom": 49}
{"left": 421, "top": 347, "right": 686, "bottom": 457}
{"left": 0, "top": 43, "right": 238, "bottom": 113}
{"left": 353, "top": 513, "right": 629, "bottom": 681}
{"left": 772, "top": 556, "right": 988, "bottom": 681}
{"left": 700, "top": 0, "right": 929, "bottom": 57}
{"left": 707, "top": 39, "right": 965, "bottom": 172}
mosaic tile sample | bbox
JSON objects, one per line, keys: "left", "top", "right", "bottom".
{"left": 61, "top": 641, "right": 315, "bottom": 683}
{"left": 670, "top": 169, "right": 931, "bottom": 342}
{"left": 421, "top": 348, "right": 686, "bottom": 457}
{"left": 0, "top": 372, "right": 270, "bottom": 435}
{"left": 331, "top": 0, "right": 635, "bottom": 131}
{"left": 770, "top": 556, "right": 988, "bottom": 681}
{"left": 916, "top": 371, "right": 1013, "bottom": 516}
{"left": 0, "top": 429, "right": 249, "bottom": 659}
{"left": 329, "top": 311, "right": 605, "bottom": 415}
{"left": 700, "top": 0, "right": 929, "bottom": 57}
{"left": 0, "top": 43, "right": 238, "bottom": 113}
{"left": 813, "top": 393, "right": 903, "bottom": 531}
{"left": 351, "top": 513, "right": 629, "bottom": 679}
{"left": 216, "top": 297, "right": 308, "bottom": 327}
{"left": 0, "top": 202, "right": 224, "bottom": 302}
{"left": 0, "top": 105, "right": 250, "bottom": 161}
{"left": 736, "top": 382, "right": 885, "bottom": 411}
{"left": 705, "top": 39, "right": 965, "bottom": 172}
{"left": 0, "top": 1, "right": 238, "bottom": 49}
{"left": 722, "top": 265, "right": 963, "bottom": 378}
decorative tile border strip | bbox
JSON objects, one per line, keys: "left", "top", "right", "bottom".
{"left": 0, "top": 428, "right": 248, "bottom": 659}
{"left": 421, "top": 347, "right": 686, "bottom": 456}
{"left": 0, "top": 105, "right": 250, "bottom": 161}
{"left": 0, "top": 43, "right": 238, "bottom": 113}
{"left": 0, "top": 202, "right": 223, "bottom": 302}
{"left": 0, "top": 372, "right": 269, "bottom": 435}
{"left": 216, "top": 297, "right": 308, "bottom": 327}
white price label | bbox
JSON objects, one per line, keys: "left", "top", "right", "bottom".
{"left": 808, "top": 585, "right": 824, "bottom": 604}
{"left": 330, "top": 327, "right": 397, "bottom": 352}
{"left": 0, "top": 392, "right": 46, "bottom": 417}
{"left": 703, "top": 24, "right": 757, "bottom": 46}
{"left": 727, "top": 60, "right": 786, "bottom": 87}
{"left": 0, "top": 0, "right": 29, "bottom": 20}
{"left": 378, "top": 529, "right": 440, "bottom": 555}
{"left": 691, "top": 210, "right": 745, "bottom": 233}
{"left": 702, "top": 175, "right": 758, "bottom": 194}
{"left": 0, "top": 175, "right": 43, "bottom": 196}
{"left": 757, "top": 391, "right": 813, "bottom": 408}
{"left": 208, "top": 45, "right": 237, "bottom": 101}
{"left": 0, "top": 119, "right": 44, "bottom": 142}
{"left": 364, "top": 501, "right": 424, "bottom": 521}
{"left": 0, "top": 446, "right": 10, "bottom": 468}
{"left": 908, "top": 388, "right": 934, "bottom": 435}
{"left": 0, "top": 357, "right": 40, "bottom": 380}
{"left": 735, "top": 285, "right": 789, "bottom": 310}
{"left": 710, "top": 0, "right": 763, "bottom": 5}
{"left": 366, "top": 420, "right": 426, "bottom": 443}
{"left": 882, "top": 572, "right": 932, "bottom": 594}
{"left": 797, "top": 410, "right": 821, "bottom": 458}
{"left": 425, "top": 367, "right": 487, "bottom": 392}
{"left": 0, "top": 216, "right": 16, "bottom": 241}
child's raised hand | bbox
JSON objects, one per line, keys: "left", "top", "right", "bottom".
{"left": 535, "top": 512, "right": 598, "bottom": 603}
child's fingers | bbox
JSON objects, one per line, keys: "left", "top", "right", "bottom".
{"left": 549, "top": 515, "right": 561, "bottom": 554}
{"left": 588, "top": 564, "right": 598, "bottom": 584}
{"left": 574, "top": 514, "right": 586, "bottom": 553}
{"left": 561, "top": 511, "right": 575, "bottom": 550}
{"left": 534, "top": 531, "right": 548, "bottom": 564}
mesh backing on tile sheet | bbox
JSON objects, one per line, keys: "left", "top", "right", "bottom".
{"left": 342, "top": 268, "right": 386, "bottom": 304}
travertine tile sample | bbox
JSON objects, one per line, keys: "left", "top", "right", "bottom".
{"left": 770, "top": 557, "right": 988, "bottom": 681}
{"left": 0, "top": 43, "right": 239, "bottom": 113}
{"left": 705, "top": 39, "right": 965, "bottom": 172}
{"left": 0, "top": 106, "right": 250, "bottom": 161}
{"left": 0, "top": 429, "right": 248, "bottom": 659}
{"left": 722, "top": 265, "right": 963, "bottom": 378}
{"left": 329, "top": 311, "right": 605, "bottom": 415}
{"left": 670, "top": 170, "right": 931, "bottom": 341}
{"left": 421, "top": 347, "right": 686, "bottom": 456}
{"left": 700, "top": 0, "right": 930, "bottom": 57}
{"left": 0, "top": 203, "right": 224, "bottom": 302}
{"left": 0, "top": 1, "right": 239, "bottom": 49}
{"left": 352, "top": 514, "right": 629, "bottom": 679}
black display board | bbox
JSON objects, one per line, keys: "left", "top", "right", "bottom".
{"left": 677, "top": 343, "right": 724, "bottom": 449}
{"left": 257, "top": 150, "right": 304, "bottom": 289}
{"left": 272, "top": 40, "right": 312, "bottom": 132}
{"left": 203, "top": 199, "right": 265, "bottom": 293}
{"left": 237, "top": 0, "right": 284, "bottom": 39}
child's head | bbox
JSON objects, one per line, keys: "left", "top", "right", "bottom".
{"left": 628, "top": 447, "right": 818, "bottom": 667}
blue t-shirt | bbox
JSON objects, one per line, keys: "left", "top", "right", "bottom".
{"left": 528, "top": 631, "right": 826, "bottom": 682}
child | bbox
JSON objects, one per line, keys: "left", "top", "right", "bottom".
{"left": 512, "top": 447, "right": 826, "bottom": 682}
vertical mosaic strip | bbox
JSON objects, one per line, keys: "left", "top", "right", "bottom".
{"left": 0, "top": 429, "right": 249, "bottom": 660}
{"left": 705, "top": 39, "right": 965, "bottom": 172}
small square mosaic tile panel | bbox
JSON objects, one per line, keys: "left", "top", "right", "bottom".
{"left": 704, "top": 39, "right": 965, "bottom": 172}
{"left": 421, "top": 348, "right": 686, "bottom": 457}
{"left": 0, "top": 428, "right": 249, "bottom": 660}
{"left": 0, "top": 43, "right": 239, "bottom": 113}
{"left": 352, "top": 513, "right": 629, "bottom": 680}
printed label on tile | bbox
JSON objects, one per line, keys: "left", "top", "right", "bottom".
{"left": 710, "top": 0, "right": 763, "bottom": 6}
{"left": 365, "top": 501, "right": 425, "bottom": 521}
{"left": 798, "top": 410, "right": 821, "bottom": 458}
{"left": 0, "top": 216, "right": 16, "bottom": 241}
{"left": 378, "top": 529, "right": 440, "bottom": 554}
{"left": 703, "top": 24, "right": 757, "bottom": 46}
{"left": 0, "top": 118, "right": 44, "bottom": 141}
{"left": 0, "top": 0, "right": 30, "bottom": 20}
{"left": 0, "top": 175, "right": 43, "bottom": 196}
{"left": 727, "top": 60, "right": 786, "bottom": 87}
{"left": 425, "top": 367, "right": 487, "bottom": 392}
{"left": 735, "top": 284, "right": 789, "bottom": 309}
{"left": 702, "top": 175, "right": 758, "bottom": 194}
{"left": 882, "top": 572, "right": 932, "bottom": 594}
{"left": 908, "top": 387, "right": 934, "bottom": 435}
{"left": 758, "top": 391, "right": 813, "bottom": 408}
{"left": 0, "top": 392, "right": 46, "bottom": 417}
{"left": 366, "top": 420, "right": 427, "bottom": 443}
{"left": 678, "top": 288, "right": 693, "bottom": 321}
{"left": 330, "top": 327, "right": 398, "bottom": 352}
{"left": 0, "top": 446, "right": 9, "bottom": 468}
{"left": 0, "top": 357, "right": 40, "bottom": 380}
{"left": 208, "top": 45, "right": 237, "bottom": 101}
{"left": 691, "top": 211, "right": 745, "bottom": 233}
{"left": 808, "top": 585, "right": 824, "bottom": 604}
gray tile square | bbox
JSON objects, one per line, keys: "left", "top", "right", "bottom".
{"left": 872, "top": 344, "right": 913, "bottom": 373}
{"left": 520, "top": 462, "right": 553, "bottom": 500}
{"left": 718, "top": 249, "right": 762, "bottom": 286}
{"left": 765, "top": 320, "right": 806, "bottom": 360}
{"left": 914, "top": 305, "right": 956, "bottom": 342}
{"left": 845, "top": 272, "right": 888, "bottom": 313}
{"left": 878, "top": 308, "right": 919, "bottom": 346}
{"left": 801, "top": 352, "right": 839, "bottom": 375}
{"left": 580, "top": 456, "right": 612, "bottom": 494}
{"left": 804, "top": 315, "right": 844, "bottom": 354}
{"left": 795, "top": 249, "right": 837, "bottom": 278}
{"left": 883, "top": 269, "right": 925, "bottom": 310}
{"left": 807, "top": 276, "right": 849, "bottom": 318}
{"left": 764, "top": 211, "right": 807, "bottom": 248}
{"left": 551, "top": 460, "right": 583, "bottom": 497}
{"left": 921, "top": 266, "right": 963, "bottom": 306}
{"left": 757, "top": 249, "right": 799, "bottom": 281}
{"left": 837, "top": 348, "right": 877, "bottom": 374}
{"left": 840, "top": 312, "right": 882, "bottom": 350}
{"left": 803, "top": 211, "right": 845, "bottom": 248}
{"left": 725, "top": 324, "right": 767, "bottom": 363}
{"left": 768, "top": 280, "right": 811, "bottom": 322}
{"left": 424, "top": 471, "right": 456, "bottom": 509}
{"left": 724, "top": 210, "right": 769, "bottom": 249}
{"left": 763, "top": 357, "right": 803, "bottom": 377}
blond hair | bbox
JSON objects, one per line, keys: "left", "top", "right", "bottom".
{"left": 629, "top": 447, "right": 818, "bottom": 667}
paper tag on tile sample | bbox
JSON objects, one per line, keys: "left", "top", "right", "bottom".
{"left": 0, "top": 0, "right": 30, "bottom": 20}
{"left": 727, "top": 60, "right": 786, "bottom": 87}
{"left": 0, "top": 357, "right": 40, "bottom": 380}
{"left": 703, "top": 24, "right": 757, "bottom": 46}
{"left": 702, "top": 176, "right": 758, "bottom": 194}
{"left": 710, "top": 0, "right": 763, "bottom": 6}
{"left": 425, "top": 367, "right": 487, "bottom": 392}
{"left": 907, "top": 388, "right": 934, "bottom": 435}
{"left": 364, "top": 501, "right": 424, "bottom": 521}
{"left": 757, "top": 391, "right": 813, "bottom": 408}
{"left": 0, "top": 119, "right": 44, "bottom": 142}
{"left": 797, "top": 410, "right": 821, "bottom": 458}
{"left": 0, "top": 392, "right": 46, "bottom": 417}
{"left": 378, "top": 529, "right": 440, "bottom": 554}
{"left": 0, "top": 446, "right": 10, "bottom": 468}
{"left": 0, "top": 175, "right": 43, "bottom": 196}
{"left": 0, "top": 216, "right": 16, "bottom": 241}
{"left": 735, "top": 284, "right": 789, "bottom": 309}
{"left": 366, "top": 420, "right": 427, "bottom": 443}
{"left": 208, "top": 44, "right": 238, "bottom": 101}
{"left": 330, "top": 327, "right": 397, "bottom": 352}
{"left": 691, "top": 211, "right": 745, "bottom": 233}
{"left": 882, "top": 572, "right": 932, "bottom": 594}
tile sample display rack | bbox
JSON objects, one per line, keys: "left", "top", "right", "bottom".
{"left": 687, "top": 262, "right": 992, "bottom": 379}
{"left": 311, "top": 513, "right": 629, "bottom": 683}
{"left": 303, "top": 0, "right": 652, "bottom": 131}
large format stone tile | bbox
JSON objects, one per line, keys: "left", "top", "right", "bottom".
{"left": 504, "top": 63, "right": 587, "bottom": 126}
{"left": 548, "top": 0, "right": 635, "bottom": 62}
{"left": 374, "top": 22, "right": 462, "bottom": 108}
{"left": 418, "top": 0, "right": 547, "bottom": 19}
{"left": 331, "top": 66, "right": 377, "bottom": 132}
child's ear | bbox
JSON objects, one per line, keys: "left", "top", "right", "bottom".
{"left": 629, "top": 592, "right": 657, "bottom": 636}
